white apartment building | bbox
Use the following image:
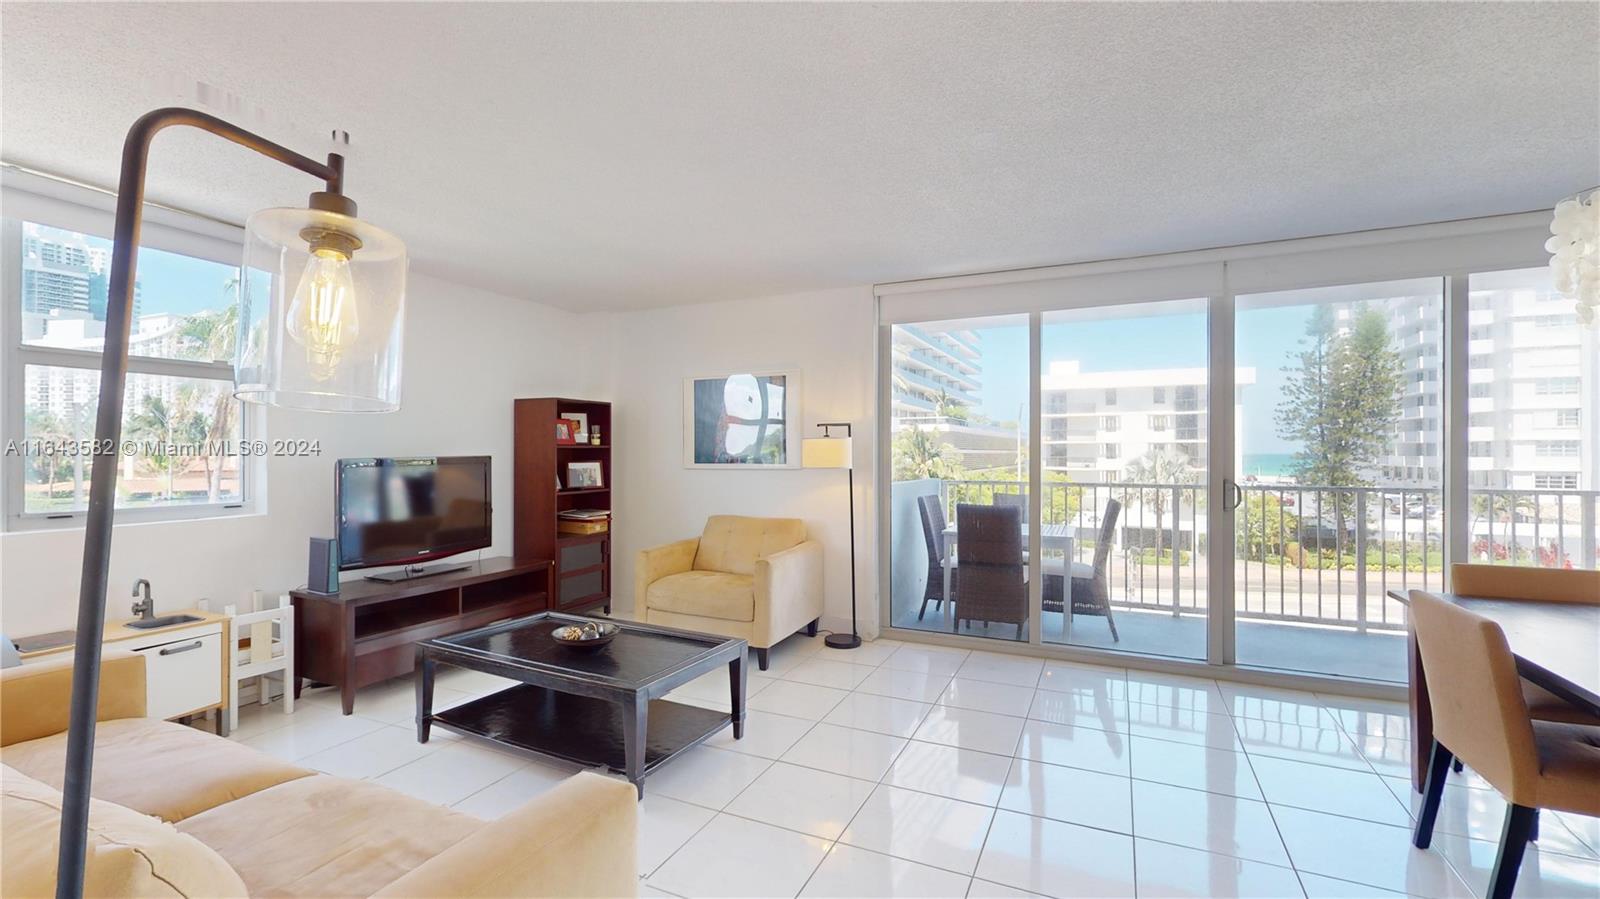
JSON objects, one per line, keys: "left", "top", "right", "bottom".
{"left": 23, "top": 312, "right": 194, "bottom": 422}
{"left": 1040, "top": 360, "right": 1256, "bottom": 482}
{"left": 890, "top": 325, "right": 1019, "bottom": 472}
{"left": 1356, "top": 273, "right": 1596, "bottom": 492}
{"left": 1467, "top": 272, "right": 1599, "bottom": 492}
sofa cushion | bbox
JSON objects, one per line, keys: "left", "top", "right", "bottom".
{"left": 1, "top": 717, "right": 311, "bottom": 823}
{"left": 693, "top": 515, "right": 806, "bottom": 576}
{"left": 2, "top": 763, "right": 248, "bottom": 898}
{"left": 646, "top": 570, "right": 756, "bottom": 622}
{"left": 176, "top": 773, "right": 482, "bottom": 898}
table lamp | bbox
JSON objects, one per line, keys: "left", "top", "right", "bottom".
{"left": 802, "top": 423, "right": 860, "bottom": 649}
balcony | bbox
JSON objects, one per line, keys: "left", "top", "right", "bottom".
{"left": 889, "top": 478, "right": 1599, "bottom": 683}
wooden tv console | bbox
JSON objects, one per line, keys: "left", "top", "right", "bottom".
{"left": 291, "top": 557, "right": 553, "bottom": 715}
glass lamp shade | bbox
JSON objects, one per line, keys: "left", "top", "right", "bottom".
{"left": 802, "top": 436, "right": 853, "bottom": 469}
{"left": 237, "top": 207, "right": 407, "bottom": 412}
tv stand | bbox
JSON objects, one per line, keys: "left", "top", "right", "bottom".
{"left": 364, "top": 562, "right": 471, "bottom": 583}
{"left": 291, "top": 557, "right": 556, "bottom": 714}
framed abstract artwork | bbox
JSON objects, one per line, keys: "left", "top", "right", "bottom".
{"left": 683, "top": 370, "right": 800, "bottom": 468}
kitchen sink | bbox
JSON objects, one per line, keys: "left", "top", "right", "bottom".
{"left": 125, "top": 614, "right": 202, "bottom": 630}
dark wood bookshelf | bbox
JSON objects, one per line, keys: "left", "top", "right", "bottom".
{"left": 514, "top": 398, "right": 612, "bottom": 615}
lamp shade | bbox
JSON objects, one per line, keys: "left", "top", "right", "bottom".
{"left": 802, "top": 435, "right": 853, "bottom": 469}
{"left": 236, "top": 207, "right": 407, "bottom": 412}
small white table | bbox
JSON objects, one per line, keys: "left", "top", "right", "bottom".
{"left": 942, "top": 523, "right": 1076, "bottom": 601}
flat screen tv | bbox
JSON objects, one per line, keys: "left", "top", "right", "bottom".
{"left": 336, "top": 456, "right": 491, "bottom": 575}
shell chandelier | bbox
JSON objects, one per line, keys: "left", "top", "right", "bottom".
{"left": 1547, "top": 187, "right": 1599, "bottom": 326}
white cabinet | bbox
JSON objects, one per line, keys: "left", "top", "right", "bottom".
{"left": 131, "top": 629, "right": 223, "bottom": 721}
{"left": 19, "top": 612, "right": 229, "bottom": 730}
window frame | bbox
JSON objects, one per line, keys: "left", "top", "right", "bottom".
{"left": 3, "top": 204, "right": 260, "bottom": 531}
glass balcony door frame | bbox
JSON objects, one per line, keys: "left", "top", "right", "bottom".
{"left": 876, "top": 211, "right": 1553, "bottom": 685}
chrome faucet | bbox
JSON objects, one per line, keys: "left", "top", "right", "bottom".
{"left": 131, "top": 579, "right": 154, "bottom": 620}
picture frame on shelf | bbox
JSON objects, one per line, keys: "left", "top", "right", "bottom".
{"left": 682, "top": 369, "right": 801, "bottom": 469}
{"left": 567, "top": 460, "right": 604, "bottom": 489}
{"left": 555, "top": 419, "right": 577, "bottom": 444}
{"left": 562, "top": 411, "right": 590, "bottom": 443}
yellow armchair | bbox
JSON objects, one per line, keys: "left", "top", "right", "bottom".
{"left": 637, "top": 515, "right": 823, "bottom": 669}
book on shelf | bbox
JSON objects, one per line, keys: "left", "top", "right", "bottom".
{"left": 558, "top": 508, "right": 610, "bottom": 521}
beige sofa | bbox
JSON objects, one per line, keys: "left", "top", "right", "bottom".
{"left": 1, "top": 650, "right": 636, "bottom": 898}
{"left": 637, "top": 515, "right": 823, "bottom": 669}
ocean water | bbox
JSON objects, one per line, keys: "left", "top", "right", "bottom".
{"left": 1242, "top": 453, "right": 1296, "bottom": 478}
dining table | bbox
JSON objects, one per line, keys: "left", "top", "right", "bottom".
{"left": 1389, "top": 588, "right": 1600, "bottom": 791}
{"left": 942, "top": 522, "right": 1076, "bottom": 602}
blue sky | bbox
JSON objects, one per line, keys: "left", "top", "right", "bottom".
{"left": 968, "top": 306, "right": 1313, "bottom": 454}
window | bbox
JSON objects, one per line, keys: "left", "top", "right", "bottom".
{"left": 1535, "top": 377, "right": 1580, "bottom": 396}
{"left": 1534, "top": 314, "right": 1576, "bottom": 328}
{"left": 1536, "top": 441, "right": 1580, "bottom": 458}
{"left": 1103, "top": 443, "right": 1120, "bottom": 458}
{"left": 1104, "top": 388, "right": 1117, "bottom": 406}
{"left": 1152, "top": 386, "right": 1165, "bottom": 403}
{"left": 1534, "top": 473, "right": 1579, "bottom": 490}
{"left": 1148, "top": 415, "right": 1168, "bottom": 431}
{"left": 1469, "top": 442, "right": 1493, "bottom": 457}
{"left": 1101, "top": 416, "right": 1119, "bottom": 432}
{"left": 1555, "top": 409, "right": 1581, "bottom": 428}
{"left": 6, "top": 219, "right": 250, "bottom": 527}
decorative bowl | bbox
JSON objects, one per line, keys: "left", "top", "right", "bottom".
{"left": 551, "top": 620, "right": 619, "bottom": 650}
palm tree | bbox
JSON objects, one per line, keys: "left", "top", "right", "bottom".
{"left": 1122, "top": 447, "right": 1200, "bottom": 561}
{"left": 934, "top": 388, "right": 968, "bottom": 424}
{"left": 178, "top": 303, "right": 241, "bottom": 500}
{"left": 893, "top": 427, "right": 955, "bottom": 481}
{"left": 24, "top": 409, "right": 67, "bottom": 505}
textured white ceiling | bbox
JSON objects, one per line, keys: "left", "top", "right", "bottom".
{"left": 3, "top": 2, "right": 1596, "bottom": 312}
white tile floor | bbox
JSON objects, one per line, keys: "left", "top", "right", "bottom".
{"left": 227, "top": 633, "right": 1600, "bottom": 898}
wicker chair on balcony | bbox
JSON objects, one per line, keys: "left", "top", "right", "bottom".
{"left": 953, "top": 503, "right": 1028, "bottom": 640}
{"left": 992, "top": 491, "right": 1026, "bottom": 523}
{"left": 1043, "top": 498, "right": 1121, "bottom": 642}
{"left": 916, "top": 495, "right": 956, "bottom": 621}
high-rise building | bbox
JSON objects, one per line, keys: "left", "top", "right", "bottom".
{"left": 890, "top": 325, "right": 982, "bottom": 416}
{"left": 1466, "top": 272, "right": 1597, "bottom": 492}
{"left": 890, "top": 325, "right": 1018, "bottom": 472}
{"left": 21, "top": 224, "right": 139, "bottom": 321}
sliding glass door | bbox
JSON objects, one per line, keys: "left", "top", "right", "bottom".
{"left": 879, "top": 214, "right": 1556, "bottom": 686}
{"left": 887, "top": 315, "right": 1030, "bottom": 642}
{"left": 1233, "top": 279, "right": 1444, "bottom": 681}
{"left": 1039, "top": 299, "right": 1211, "bottom": 660}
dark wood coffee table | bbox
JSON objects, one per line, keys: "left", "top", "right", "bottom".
{"left": 414, "top": 612, "right": 747, "bottom": 797}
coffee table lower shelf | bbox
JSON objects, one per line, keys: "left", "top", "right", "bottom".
{"left": 428, "top": 683, "right": 732, "bottom": 777}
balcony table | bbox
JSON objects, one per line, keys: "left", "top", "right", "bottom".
{"left": 1388, "top": 588, "right": 1600, "bottom": 791}
{"left": 943, "top": 522, "right": 1076, "bottom": 602}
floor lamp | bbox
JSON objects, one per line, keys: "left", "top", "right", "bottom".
{"left": 802, "top": 422, "right": 860, "bottom": 649}
{"left": 54, "top": 107, "right": 406, "bottom": 899}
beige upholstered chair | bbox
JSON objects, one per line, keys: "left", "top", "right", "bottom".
{"left": 637, "top": 515, "right": 823, "bottom": 670}
{"left": 1408, "top": 590, "right": 1600, "bottom": 899}
{"left": 1450, "top": 564, "right": 1600, "bottom": 726}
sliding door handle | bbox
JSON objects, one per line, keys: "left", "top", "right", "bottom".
{"left": 1223, "top": 479, "right": 1244, "bottom": 510}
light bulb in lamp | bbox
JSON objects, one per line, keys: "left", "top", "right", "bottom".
{"left": 238, "top": 199, "right": 407, "bottom": 413}
{"left": 288, "top": 225, "right": 362, "bottom": 379}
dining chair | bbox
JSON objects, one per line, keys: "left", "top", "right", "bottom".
{"left": 953, "top": 503, "right": 1028, "bottom": 639}
{"left": 1043, "top": 498, "right": 1122, "bottom": 642}
{"left": 1408, "top": 589, "right": 1600, "bottom": 899}
{"left": 1450, "top": 564, "right": 1600, "bottom": 726}
{"left": 917, "top": 495, "right": 955, "bottom": 621}
{"left": 992, "top": 491, "right": 1027, "bottom": 524}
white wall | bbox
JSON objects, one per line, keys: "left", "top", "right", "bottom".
{"left": 0, "top": 271, "right": 609, "bottom": 636}
{"left": 607, "top": 286, "right": 878, "bottom": 638}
